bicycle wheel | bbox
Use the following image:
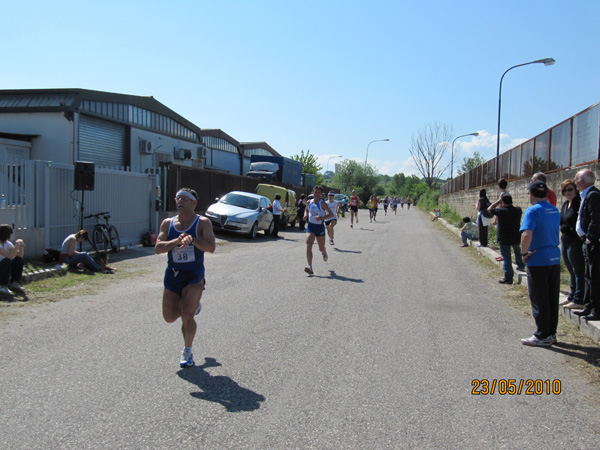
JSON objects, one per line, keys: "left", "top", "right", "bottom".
{"left": 93, "top": 227, "right": 107, "bottom": 252}
{"left": 108, "top": 226, "right": 120, "bottom": 253}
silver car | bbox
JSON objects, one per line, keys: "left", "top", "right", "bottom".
{"left": 205, "top": 191, "right": 274, "bottom": 239}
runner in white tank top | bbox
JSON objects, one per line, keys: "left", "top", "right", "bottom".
{"left": 303, "top": 186, "right": 334, "bottom": 275}
{"left": 325, "top": 192, "right": 340, "bottom": 245}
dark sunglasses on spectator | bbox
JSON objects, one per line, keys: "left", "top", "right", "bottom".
{"left": 562, "top": 187, "right": 575, "bottom": 193}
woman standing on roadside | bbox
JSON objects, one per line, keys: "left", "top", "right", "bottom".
{"left": 559, "top": 179, "right": 586, "bottom": 308}
{"left": 297, "top": 194, "right": 307, "bottom": 231}
{"left": 476, "top": 189, "right": 492, "bottom": 247}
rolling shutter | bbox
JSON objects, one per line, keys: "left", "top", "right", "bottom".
{"left": 79, "top": 115, "right": 126, "bottom": 167}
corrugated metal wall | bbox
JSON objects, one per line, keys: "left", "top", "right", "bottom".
{"left": 79, "top": 115, "right": 126, "bottom": 168}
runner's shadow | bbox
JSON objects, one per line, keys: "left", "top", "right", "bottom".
{"left": 333, "top": 248, "right": 362, "bottom": 254}
{"left": 312, "top": 270, "right": 363, "bottom": 283}
{"left": 177, "top": 357, "right": 265, "bottom": 412}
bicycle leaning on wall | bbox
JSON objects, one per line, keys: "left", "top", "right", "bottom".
{"left": 84, "top": 212, "right": 121, "bottom": 253}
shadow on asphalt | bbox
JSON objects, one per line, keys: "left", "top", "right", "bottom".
{"left": 309, "top": 270, "right": 363, "bottom": 283}
{"left": 177, "top": 357, "right": 265, "bottom": 412}
{"left": 332, "top": 248, "right": 362, "bottom": 254}
{"left": 549, "top": 342, "right": 600, "bottom": 367}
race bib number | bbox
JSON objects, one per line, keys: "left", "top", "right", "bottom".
{"left": 173, "top": 245, "right": 195, "bottom": 263}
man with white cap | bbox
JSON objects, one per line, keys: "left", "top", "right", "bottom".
{"left": 156, "top": 188, "right": 216, "bottom": 367}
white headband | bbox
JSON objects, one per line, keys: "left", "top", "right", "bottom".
{"left": 175, "top": 190, "right": 197, "bottom": 201}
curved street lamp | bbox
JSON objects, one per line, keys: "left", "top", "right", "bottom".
{"left": 365, "top": 139, "right": 390, "bottom": 168}
{"left": 496, "top": 57, "right": 555, "bottom": 179}
{"left": 451, "top": 132, "right": 479, "bottom": 179}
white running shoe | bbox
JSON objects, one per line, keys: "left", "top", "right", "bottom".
{"left": 180, "top": 348, "right": 195, "bottom": 367}
{"left": 304, "top": 266, "right": 314, "bottom": 275}
{"left": 330, "top": 239, "right": 334, "bottom": 245}
{"left": 8, "top": 282, "right": 24, "bottom": 292}
{"left": 521, "top": 335, "right": 553, "bottom": 347}
{"left": 195, "top": 302, "right": 202, "bottom": 316}
{"left": 0, "top": 285, "right": 13, "bottom": 295}
{"left": 322, "top": 252, "right": 328, "bottom": 262}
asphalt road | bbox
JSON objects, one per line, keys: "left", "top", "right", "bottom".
{"left": 1, "top": 208, "right": 599, "bottom": 449}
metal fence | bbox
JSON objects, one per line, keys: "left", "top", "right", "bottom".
{"left": 0, "top": 159, "right": 158, "bottom": 250}
{"left": 441, "top": 102, "right": 600, "bottom": 195}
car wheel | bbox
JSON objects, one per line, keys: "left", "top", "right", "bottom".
{"left": 265, "top": 219, "right": 274, "bottom": 236}
{"left": 280, "top": 214, "right": 287, "bottom": 230}
{"left": 248, "top": 222, "right": 258, "bottom": 239}
{"left": 289, "top": 216, "right": 296, "bottom": 229}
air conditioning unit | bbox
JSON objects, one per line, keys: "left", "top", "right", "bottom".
{"left": 140, "top": 140, "right": 152, "bottom": 154}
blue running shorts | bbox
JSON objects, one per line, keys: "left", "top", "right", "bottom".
{"left": 164, "top": 267, "right": 205, "bottom": 295}
{"left": 307, "top": 222, "right": 326, "bottom": 237}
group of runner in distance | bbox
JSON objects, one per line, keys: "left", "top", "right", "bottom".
{"left": 156, "top": 186, "right": 411, "bottom": 367}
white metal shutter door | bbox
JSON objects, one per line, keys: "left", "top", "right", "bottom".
{"left": 79, "top": 115, "right": 126, "bottom": 167}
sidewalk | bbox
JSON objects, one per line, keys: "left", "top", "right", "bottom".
{"left": 435, "top": 214, "right": 600, "bottom": 344}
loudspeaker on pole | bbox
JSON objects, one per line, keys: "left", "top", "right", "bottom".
{"left": 74, "top": 161, "right": 95, "bottom": 191}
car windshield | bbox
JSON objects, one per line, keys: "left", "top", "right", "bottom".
{"left": 220, "top": 193, "right": 259, "bottom": 210}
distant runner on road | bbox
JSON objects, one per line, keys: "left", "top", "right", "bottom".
{"left": 303, "top": 186, "right": 334, "bottom": 275}
{"left": 325, "top": 192, "right": 340, "bottom": 245}
{"left": 349, "top": 190, "right": 360, "bottom": 228}
{"left": 155, "top": 188, "right": 216, "bottom": 368}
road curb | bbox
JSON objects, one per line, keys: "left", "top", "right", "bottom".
{"left": 23, "top": 265, "right": 68, "bottom": 283}
{"left": 433, "top": 213, "right": 600, "bottom": 345}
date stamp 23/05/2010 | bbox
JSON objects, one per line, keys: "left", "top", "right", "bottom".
{"left": 471, "top": 379, "right": 561, "bottom": 396}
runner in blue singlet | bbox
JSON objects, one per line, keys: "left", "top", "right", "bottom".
{"left": 156, "top": 188, "right": 216, "bottom": 368}
{"left": 302, "top": 186, "right": 334, "bottom": 275}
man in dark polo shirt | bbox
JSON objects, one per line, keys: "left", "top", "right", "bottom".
{"left": 488, "top": 193, "right": 525, "bottom": 284}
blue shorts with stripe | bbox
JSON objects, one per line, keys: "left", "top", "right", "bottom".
{"left": 164, "top": 267, "right": 205, "bottom": 296}
{"left": 306, "top": 222, "right": 326, "bottom": 237}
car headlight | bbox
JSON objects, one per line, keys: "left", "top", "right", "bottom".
{"left": 228, "top": 218, "right": 248, "bottom": 225}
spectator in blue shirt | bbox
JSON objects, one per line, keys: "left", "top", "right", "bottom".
{"left": 520, "top": 180, "right": 561, "bottom": 347}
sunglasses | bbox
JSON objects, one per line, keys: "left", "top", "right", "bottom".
{"left": 562, "top": 187, "right": 575, "bottom": 194}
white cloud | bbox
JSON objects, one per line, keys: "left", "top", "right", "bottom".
{"left": 453, "top": 130, "right": 528, "bottom": 162}
{"left": 316, "top": 154, "right": 344, "bottom": 172}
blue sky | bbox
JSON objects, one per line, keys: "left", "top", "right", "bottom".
{"left": 3, "top": 0, "right": 599, "bottom": 177}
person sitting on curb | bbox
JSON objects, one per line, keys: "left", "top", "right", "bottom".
{"left": 60, "top": 230, "right": 110, "bottom": 273}
{"left": 460, "top": 217, "right": 478, "bottom": 247}
{"left": 0, "top": 224, "right": 27, "bottom": 298}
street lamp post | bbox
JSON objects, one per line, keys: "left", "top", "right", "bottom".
{"left": 451, "top": 132, "right": 479, "bottom": 179}
{"left": 326, "top": 155, "right": 342, "bottom": 179}
{"left": 496, "top": 57, "right": 555, "bottom": 179}
{"left": 365, "top": 139, "right": 390, "bottom": 169}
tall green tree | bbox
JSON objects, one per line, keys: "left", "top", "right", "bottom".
{"left": 457, "top": 151, "right": 485, "bottom": 175}
{"left": 291, "top": 149, "right": 322, "bottom": 174}
{"left": 332, "top": 159, "right": 378, "bottom": 204}
{"left": 391, "top": 173, "right": 406, "bottom": 195}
